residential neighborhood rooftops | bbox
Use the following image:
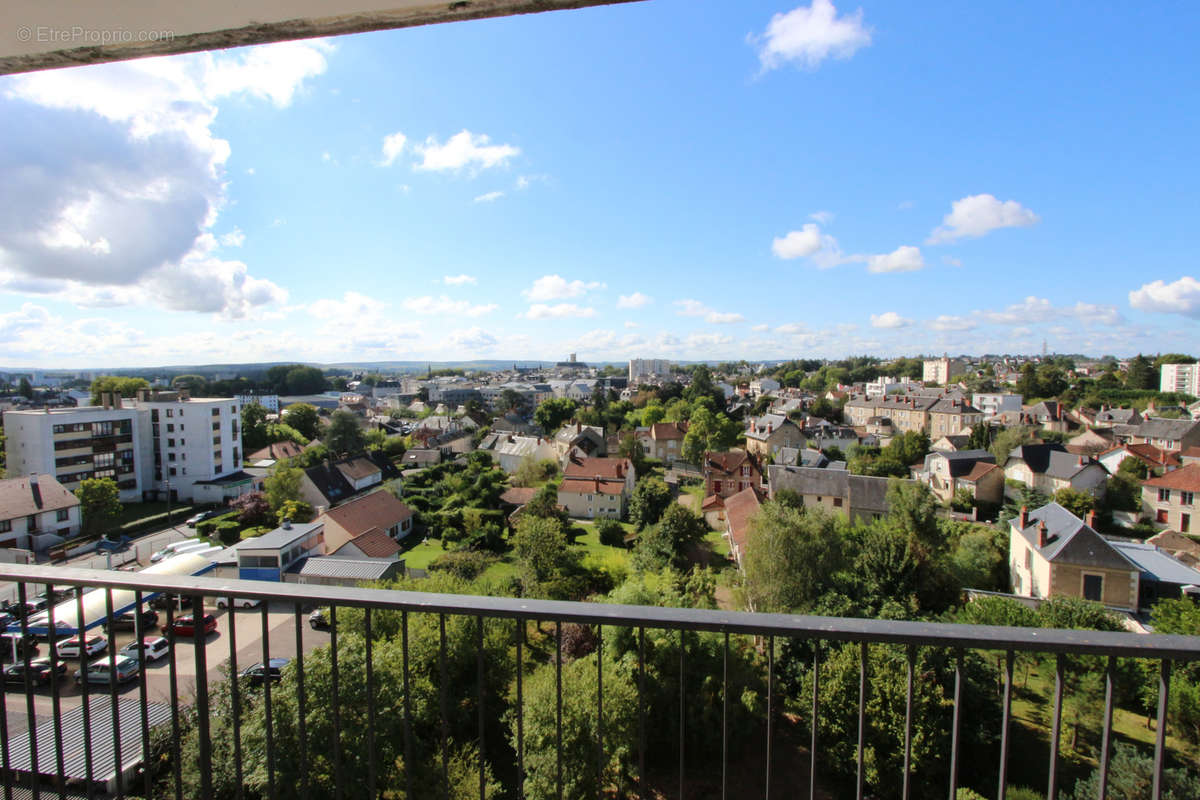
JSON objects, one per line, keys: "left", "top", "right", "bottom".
{"left": 1143, "top": 462, "right": 1200, "bottom": 492}
{"left": 296, "top": 558, "right": 397, "bottom": 581}
{"left": 0, "top": 474, "right": 78, "bottom": 519}
{"left": 242, "top": 520, "right": 323, "bottom": 551}
{"left": 563, "top": 456, "right": 631, "bottom": 480}
{"left": 1014, "top": 503, "right": 1136, "bottom": 571}
{"left": 1006, "top": 442, "right": 1068, "bottom": 474}
{"left": 320, "top": 490, "right": 411, "bottom": 537}
{"left": 1108, "top": 540, "right": 1200, "bottom": 587}
{"left": 328, "top": 527, "right": 401, "bottom": 559}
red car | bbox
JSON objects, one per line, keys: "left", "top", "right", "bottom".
{"left": 163, "top": 614, "right": 217, "bottom": 638}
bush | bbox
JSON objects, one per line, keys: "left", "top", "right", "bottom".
{"left": 595, "top": 518, "right": 626, "bottom": 547}
{"left": 215, "top": 520, "right": 241, "bottom": 546}
{"left": 427, "top": 550, "right": 495, "bottom": 581}
{"left": 196, "top": 519, "right": 218, "bottom": 537}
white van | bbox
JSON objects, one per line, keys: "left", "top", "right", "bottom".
{"left": 150, "top": 538, "right": 203, "bottom": 563}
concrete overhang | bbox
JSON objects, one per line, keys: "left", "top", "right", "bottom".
{"left": 1, "top": 0, "right": 643, "bottom": 75}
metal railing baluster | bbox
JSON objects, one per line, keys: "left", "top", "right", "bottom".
{"left": 476, "top": 614, "right": 485, "bottom": 800}
{"left": 1098, "top": 654, "right": 1115, "bottom": 799}
{"left": 1048, "top": 655, "right": 1064, "bottom": 800}
{"left": 17, "top": 582, "right": 39, "bottom": 800}
{"left": 679, "top": 628, "right": 685, "bottom": 800}
{"left": 76, "top": 587, "right": 96, "bottom": 800}
{"left": 227, "top": 595, "right": 243, "bottom": 800}
{"left": 902, "top": 644, "right": 914, "bottom": 800}
{"left": 1152, "top": 659, "right": 1171, "bottom": 800}
{"left": 596, "top": 623, "right": 603, "bottom": 800}
{"left": 132, "top": 590, "right": 150, "bottom": 800}
{"left": 402, "top": 610, "right": 414, "bottom": 800}
{"left": 104, "top": 589, "right": 122, "bottom": 800}
{"left": 638, "top": 625, "right": 646, "bottom": 792}
{"left": 809, "top": 643, "right": 819, "bottom": 800}
{"left": 261, "top": 600, "right": 275, "bottom": 800}
{"left": 998, "top": 649, "right": 1014, "bottom": 800}
{"left": 948, "top": 649, "right": 963, "bottom": 800}
{"left": 293, "top": 603, "right": 308, "bottom": 800}
{"left": 331, "top": 604, "right": 343, "bottom": 800}
{"left": 515, "top": 616, "right": 524, "bottom": 800}
{"left": 47, "top": 582, "right": 67, "bottom": 800}
{"left": 192, "top": 594, "right": 210, "bottom": 800}
{"left": 555, "top": 620, "right": 563, "bottom": 800}
{"left": 856, "top": 641, "right": 867, "bottom": 800}
{"left": 440, "top": 613, "right": 449, "bottom": 800}
{"left": 365, "top": 607, "right": 377, "bottom": 800}
{"left": 766, "top": 634, "right": 774, "bottom": 800}
{"left": 722, "top": 631, "right": 729, "bottom": 800}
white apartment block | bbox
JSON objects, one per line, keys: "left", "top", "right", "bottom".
{"left": 629, "top": 359, "right": 671, "bottom": 382}
{"left": 923, "top": 357, "right": 967, "bottom": 385}
{"left": 235, "top": 393, "right": 281, "bottom": 413}
{"left": 4, "top": 390, "right": 244, "bottom": 504}
{"left": 972, "top": 393, "right": 1024, "bottom": 418}
{"left": 1160, "top": 363, "right": 1200, "bottom": 396}
{"left": 4, "top": 404, "right": 144, "bottom": 502}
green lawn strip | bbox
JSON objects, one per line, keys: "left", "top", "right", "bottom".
{"left": 397, "top": 537, "right": 452, "bottom": 570}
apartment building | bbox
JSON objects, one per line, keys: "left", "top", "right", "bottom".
{"left": 923, "top": 357, "right": 966, "bottom": 385}
{"left": 1160, "top": 362, "right": 1200, "bottom": 396}
{"left": 629, "top": 359, "right": 671, "bottom": 383}
{"left": 3, "top": 389, "right": 242, "bottom": 504}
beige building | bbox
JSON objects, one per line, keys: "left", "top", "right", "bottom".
{"left": 1142, "top": 463, "right": 1200, "bottom": 534}
{"left": 844, "top": 393, "right": 941, "bottom": 434}
{"left": 928, "top": 395, "right": 984, "bottom": 438}
{"left": 743, "top": 414, "right": 805, "bottom": 460}
{"left": 1008, "top": 504, "right": 1139, "bottom": 611}
{"left": 923, "top": 357, "right": 966, "bottom": 385}
{"left": 1003, "top": 444, "right": 1108, "bottom": 498}
{"left": 918, "top": 450, "right": 1004, "bottom": 505}
{"left": 317, "top": 489, "right": 414, "bottom": 554}
{"left": 765, "top": 465, "right": 895, "bottom": 524}
{"left": 634, "top": 422, "right": 688, "bottom": 464}
{"left": 557, "top": 456, "right": 635, "bottom": 520}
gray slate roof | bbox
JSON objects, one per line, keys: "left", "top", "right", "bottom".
{"left": 1110, "top": 541, "right": 1200, "bottom": 587}
{"left": 298, "top": 557, "right": 397, "bottom": 581}
{"left": 1137, "top": 417, "right": 1200, "bottom": 442}
{"left": 766, "top": 465, "right": 893, "bottom": 513}
{"left": 242, "top": 520, "right": 322, "bottom": 551}
{"left": 1016, "top": 503, "right": 1137, "bottom": 571}
{"left": 929, "top": 449, "right": 996, "bottom": 477}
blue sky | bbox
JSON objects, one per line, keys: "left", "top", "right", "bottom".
{"left": 1, "top": 0, "right": 1198, "bottom": 368}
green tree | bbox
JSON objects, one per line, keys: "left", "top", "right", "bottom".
{"left": 743, "top": 502, "right": 843, "bottom": 612}
{"left": 263, "top": 465, "right": 303, "bottom": 511}
{"left": 680, "top": 407, "right": 741, "bottom": 465}
{"left": 17, "top": 377, "right": 33, "bottom": 399}
{"left": 89, "top": 375, "right": 150, "bottom": 405}
{"left": 1016, "top": 362, "right": 1041, "bottom": 399}
{"left": 628, "top": 477, "right": 672, "bottom": 531}
{"left": 533, "top": 397, "right": 578, "bottom": 435}
{"left": 512, "top": 515, "right": 578, "bottom": 587}
{"left": 595, "top": 517, "right": 626, "bottom": 547}
{"left": 1054, "top": 486, "right": 1095, "bottom": 518}
{"left": 171, "top": 374, "right": 209, "bottom": 394}
{"left": 631, "top": 503, "right": 706, "bottom": 571}
{"left": 512, "top": 457, "right": 558, "bottom": 488}
{"left": 74, "top": 477, "right": 122, "bottom": 537}
{"left": 275, "top": 499, "right": 313, "bottom": 525}
{"left": 1146, "top": 597, "right": 1200, "bottom": 744}
{"left": 241, "top": 403, "right": 270, "bottom": 452}
{"left": 990, "top": 425, "right": 1035, "bottom": 465}
{"left": 282, "top": 403, "right": 322, "bottom": 440}
{"left": 1125, "top": 354, "right": 1156, "bottom": 390}
{"left": 325, "top": 409, "right": 366, "bottom": 456}
{"left": 1067, "top": 742, "right": 1200, "bottom": 799}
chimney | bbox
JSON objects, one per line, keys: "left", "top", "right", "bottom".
{"left": 1086, "top": 510, "right": 1097, "bottom": 529}
{"left": 1018, "top": 505, "right": 1028, "bottom": 529}
{"left": 29, "top": 474, "right": 42, "bottom": 510}
{"left": 282, "top": 519, "right": 292, "bottom": 530}
{"left": 1078, "top": 456, "right": 1085, "bottom": 467}
{"left": 1037, "top": 520, "right": 1048, "bottom": 548}
{"left": 576, "top": 421, "right": 582, "bottom": 434}
{"left": 767, "top": 423, "right": 773, "bottom": 434}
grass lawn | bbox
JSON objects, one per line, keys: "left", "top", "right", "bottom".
{"left": 398, "top": 536, "right": 452, "bottom": 570}
{"left": 703, "top": 528, "right": 731, "bottom": 559}
{"left": 570, "top": 521, "right": 634, "bottom": 572}
{"left": 112, "top": 501, "right": 197, "bottom": 530}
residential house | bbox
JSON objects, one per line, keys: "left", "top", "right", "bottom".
{"left": 324, "top": 528, "right": 403, "bottom": 561}
{"left": 553, "top": 421, "right": 606, "bottom": 464}
{"left": 556, "top": 456, "right": 636, "bottom": 520}
{"left": 748, "top": 378, "right": 781, "bottom": 398}
{"left": 634, "top": 422, "right": 689, "bottom": 464}
{"left": 1107, "top": 539, "right": 1200, "bottom": 609}
{"left": 1021, "top": 401, "right": 1068, "bottom": 433}
{"left": 0, "top": 474, "right": 81, "bottom": 551}
{"left": 1142, "top": 464, "right": 1200, "bottom": 534}
{"left": 1065, "top": 429, "right": 1115, "bottom": 458}
{"left": 765, "top": 465, "right": 896, "bottom": 524}
{"left": 743, "top": 414, "right": 805, "bottom": 460}
{"left": 918, "top": 450, "right": 1003, "bottom": 505}
{"left": 236, "top": 520, "right": 325, "bottom": 582}
{"left": 400, "top": 449, "right": 441, "bottom": 470}
{"left": 1121, "top": 417, "right": 1200, "bottom": 453}
{"left": 972, "top": 393, "right": 1023, "bottom": 419}
{"left": 843, "top": 393, "right": 941, "bottom": 434}
{"left": 927, "top": 394, "right": 984, "bottom": 439}
{"left": 1093, "top": 407, "right": 1141, "bottom": 428}
{"left": 1097, "top": 443, "right": 1180, "bottom": 477}
{"left": 246, "top": 441, "right": 304, "bottom": 463}
{"left": 703, "top": 450, "right": 762, "bottom": 503}
{"left": 1004, "top": 444, "right": 1108, "bottom": 498}
{"left": 299, "top": 452, "right": 401, "bottom": 509}
{"left": 317, "top": 489, "right": 414, "bottom": 554}
{"left": 1146, "top": 530, "right": 1200, "bottom": 569}
{"left": 931, "top": 435, "right": 970, "bottom": 452}
{"left": 1008, "top": 504, "right": 1139, "bottom": 611}
{"left": 723, "top": 487, "right": 762, "bottom": 570}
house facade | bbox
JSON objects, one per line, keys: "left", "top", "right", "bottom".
{"left": 0, "top": 474, "right": 81, "bottom": 551}
{"left": 556, "top": 456, "right": 636, "bottom": 520}
{"left": 918, "top": 450, "right": 1003, "bottom": 505}
{"left": 702, "top": 450, "right": 762, "bottom": 502}
{"left": 765, "top": 465, "right": 895, "bottom": 524}
{"left": 743, "top": 414, "right": 805, "bottom": 460}
{"left": 1142, "top": 464, "right": 1200, "bottom": 534}
{"left": 1008, "top": 504, "right": 1139, "bottom": 611}
{"left": 635, "top": 422, "right": 688, "bottom": 464}
{"left": 318, "top": 489, "right": 414, "bottom": 553}
{"left": 1004, "top": 444, "right": 1107, "bottom": 498}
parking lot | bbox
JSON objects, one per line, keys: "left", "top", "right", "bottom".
{"left": 2, "top": 599, "right": 331, "bottom": 730}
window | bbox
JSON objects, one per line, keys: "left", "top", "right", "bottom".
{"left": 0, "top": 521, "right": 10, "bottom": 533}
{"left": 167, "top": 424, "right": 175, "bottom": 433}
{"left": 1157, "top": 509, "right": 1169, "bottom": 523}
{"left": 212, "top": 408, "right": 220, "bottom": 417}
{"left": 713, "top": 480, "right": 722, "bottom": 493}
{"left": 167, "top": 439, "right": 175, "bottom": 447}
{"left": 1183, "top": 513, "right": 1191, "bottom": 533}
{"left": 1159, "top": 488, "right": 1170, "bottom": 502}
{"left": 166, "top": 409, "right": 173, "bottom": 417}
{"left": 1183, "top": 492, "right": 1194, "bottom": 506}
{"left": 1082, "top": 574, "right": 1103, "bottom": 602}
{"left": 27, "top": 515, "right": 38, "bottom": 530}
{"left": 833, "top": 497, "right": 843, "bottom": 508}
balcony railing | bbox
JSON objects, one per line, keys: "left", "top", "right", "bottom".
{"left": 0, "top": 563, "right": 1197, "bottom": 800}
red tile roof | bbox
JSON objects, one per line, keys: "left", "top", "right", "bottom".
{"left": 499, "top": 487, "right": 538, "bottom": 506}
{"left": 650, "top": 422, "right": 688, "bottom": 441}
{"left": 723, "top": 488, "right": 761, "bottom": 559}
{"left": 247, "top": 441, "right": 304, "bottom": 461}
{"left": 701, "top": 494, "right": 725, "bottom": 511}
{"left": 704, "top": 450, "right": 757, "bottom": 476}
{"left": 560, "top": 478, "right": 625, "bottom": 495}
{"left": 961, "top": 462, "right": 1001, "bottom": 483}
{"left": 563, "top": 457, "right": 632, "bottom": 481}
{"left": 1143, "top": 463, "right": 1200, "bottom": 492}
{"left": 329, "top": 527, "right": 401, "bottom": 558}
{"left": 320, "top": 490, "right": 411, "bottom": 537}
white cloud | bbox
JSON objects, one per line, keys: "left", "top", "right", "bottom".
{"left": 1129, "top": 277, "right": 1200, "bottom": 319}
{"left": 772, "top": 224, "right": 823, "bottom": 259}
{"left": 446, "top": 327, "right": 498, "bottom": 351}
{"left": 1070, "top": 302, "right": 1123, "bottom": 326}
{"left": 624, "top": 321, "right": 639, "bottom": 328}
{"left": 414, "top": 130, "right": 520, "bottom": 172}
{"left": 927, "top": 315, "right": 976, "bottom": 332}
{"left": 443, "top": 274, "right": 477, "bottom": 286}
{"left": 776, "top": 323, "right": 808, "bottom": 334}
{"left": 380, "top": 131, "right": 407, "bottom": 166}
{"left": 980, "top": 296, "right": 1054, "bottom": 325}
{"left": 0, "top": 40, "right": 328, "bottom": 317}
{"left": 809, "top": 210, "right": 834, "bottom": 225}
{"left": 523, "top": 274, "right": 605, "bottom": 301}
{"left": 753, "top": 0, "right": 872, "bottom": 71}
{"left": 674, "top": 299, "right": 744, "bottom": 324}
{"left": 867, "top": 245, "right": 925, "bottom": 274}
{"left": 870, "top": 311, "right": 911, "bottom": 329}
{"left": 309, "top": 291, "right": 386, "bottom": 320}
{"left": 523, "top": 303, "right": 597, "bottom": 320}
{"left": 219, "top": 228, "right": 245, "bottom": 247}
{"left": 927, "top": 194, "right": 1040, "bottom": 244}
{"left": 401, "top": 295, "right": 498, "bottom": 318}
{"left": 473, "top": 191, "right": 505, "bottom": 203}
{"left": 617, "top": 292, "right": 652, "bottom": 309}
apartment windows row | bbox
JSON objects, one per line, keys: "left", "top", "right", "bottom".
{"left": 1157, "top": 488, "right": 1195, "bottom": 505}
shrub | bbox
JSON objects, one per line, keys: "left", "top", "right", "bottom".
{"left": 196, "top": 520, "right": 218, "bottom": 537}
{"left": 215, "top": 520, "right": 241, "bottom": 546}
{"left": 427, "top": 550, "right": 495, "bottom": 581}
{"left": 595, "top": 518, "right": 626, "bottom": 547}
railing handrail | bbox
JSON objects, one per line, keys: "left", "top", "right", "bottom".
{"left": 1, "top": 562, "right": 1199, "bottom": 659}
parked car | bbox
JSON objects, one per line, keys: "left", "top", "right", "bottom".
{"left": 240, "top": 658, "right": 289, "bottom": 686}
{"left": 215, "top": 596, "right": 261, "bottom": 610}
{"left": 75, "top": 655, "right": 139, "bottom": 685}
{"left": 54, "top": 635, "right": 108, "bottom": 659}
{"left": 164, "top": 614, "right": 217, "bottom": 638}
{"left": 308, "top": 608, "right": 331, "bottom": 630}
{"left": 149, "top": 594, "right": 194, "bottom": 611}
{"left": 185, "top": 509, "right": 221, "bottom": 528}
{"left": 0, "top": 633, "right": 38, "bottom": 662}
{"left": 3, "top": 657, "right": 68, "bottom": 686}
{"left": 0, "top": 599, "right": 45, "bottom": 620}
{"left": 104, "top": 609, "right": 159, "bottom": 633}
{"left": 119, "top": 636, "right": 170, "bottom": 663}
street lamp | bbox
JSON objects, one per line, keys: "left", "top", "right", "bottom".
{"left": 165, "top": 479, "right": 172, "bottom": 529}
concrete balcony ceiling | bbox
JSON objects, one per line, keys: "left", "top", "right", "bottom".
{"left": 1, "top": 0, "right": 642, "bottom": 75}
